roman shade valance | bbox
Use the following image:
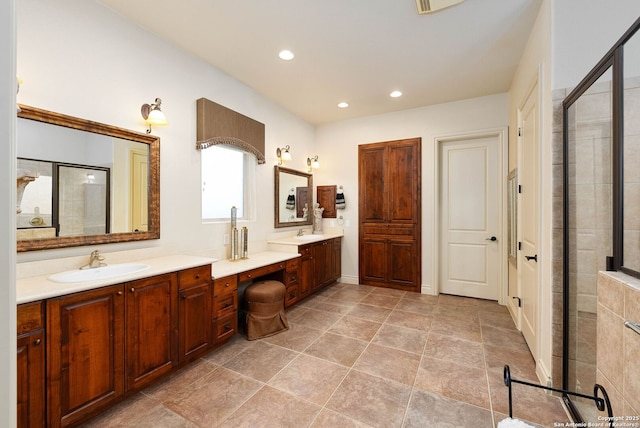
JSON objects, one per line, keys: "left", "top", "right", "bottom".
{"left": 196, "top": 97, "right": 266, "bottom": 164}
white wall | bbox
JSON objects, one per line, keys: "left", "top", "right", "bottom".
{"left": 314, "top": 93, "right": 508, "bottom": 289}
{"left": 553, "top": 0, "right": 640, "bottom": 91}
{"left": 16, "top": 0, "right": 316, "bottom": 264}
{"left": 1, "top": 0, "right": 17, "bottom": 425}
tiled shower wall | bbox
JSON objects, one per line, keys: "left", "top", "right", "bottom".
{"left": 597, "top": 272, "right": 640, "bottom": 418}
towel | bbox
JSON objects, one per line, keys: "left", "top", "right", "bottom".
{"left": 336, "top": 192, "right": 346, "bottom": 209}
{"left": 286, "top": 194, "right": 295, "bottom": 210}
{"left": 497, "top": 418, "right": 534, "bottom": 428}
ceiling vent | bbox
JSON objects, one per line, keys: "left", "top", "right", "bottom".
{"left": 416, "top": 0, "right": 464, "bottom": 15}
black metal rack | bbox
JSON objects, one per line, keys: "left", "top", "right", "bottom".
{"left": 503, "top": 365, "right": 613, "bottom": 427}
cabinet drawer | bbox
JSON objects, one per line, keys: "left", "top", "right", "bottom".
{"left": 284, "top": 285, "right": 298, "bottom": 307}
{"left": 213, "top": 275, "right": 238, "bottom": 296}
{"left": 213, "top": 293, "right": 238, "bottom": 318}
{"left": 17, "top": 301, "right": 44, "bottom": 335}
{"left": 286, "top": 270, "right": 298, "bottom": 285}
{"left": 238, "top": 262, "right": 286, "bottom": 282}
{"left": 299, "top": 245, "right": 312, "bottom": 257}
{"left": 213, "top": 311, "right": 237, "bottom": 343}
{"left": 178, "top": 265, "right": 211, "bottom": 289}
{"left": 286, "top": 258, "right": 299, "bottom": 271}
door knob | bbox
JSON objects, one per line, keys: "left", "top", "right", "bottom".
{"left": 525, "top": 254, "right": 537, "bottom": 262}
{"left": 486, "top": 236, "right": 497, "bottom": 241}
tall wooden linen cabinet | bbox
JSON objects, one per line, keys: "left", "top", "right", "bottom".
{"left": 358, "top": 138, "right": 421, "bottom": 292}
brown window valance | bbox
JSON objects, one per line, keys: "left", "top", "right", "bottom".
{"left": 196, "top": 97, "right": 266, "bottom": 164}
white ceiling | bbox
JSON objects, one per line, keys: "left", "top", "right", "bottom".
{"left": 98, "top": 0, "right": 542, "bottom": 125}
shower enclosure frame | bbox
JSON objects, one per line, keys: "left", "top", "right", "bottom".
{"left": 562, "top": 16, "right": 640, "bottom": 422}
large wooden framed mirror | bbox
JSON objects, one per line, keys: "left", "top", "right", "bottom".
{"left": 274, "top": 166, "right": 312, "bottom": 228}
{"left": 17, "top": 105, "right": 160, "bottom": 251}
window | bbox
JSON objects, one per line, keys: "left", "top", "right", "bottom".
{"left": 201, "top": 145, "right": 255, "bottom": 221}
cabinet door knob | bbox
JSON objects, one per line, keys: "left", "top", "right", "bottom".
{"left": 117, "top": 291, "right": 123, "bottom": 296}
{"left": 130, "top": 288, "right": 135, "bottom": 293}
{"left": 225, "top": 283, "right": 230, "bottom": 287}
{"left": 34, "top": 339, "right": 41, "bottom": 346}
{"left": 195, "top": 274, "right": 200, "bottom": 279}
{"left": 181, "top": 294, "right": 186, "bottom": 300}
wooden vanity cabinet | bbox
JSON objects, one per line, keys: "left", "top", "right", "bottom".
{"left": 212, "top": 275, "right": 238, "bottom": 344}
{"left": 125, "top": 272, "right": 178, "bottom": 391}
{"left": 284, "top": 258, "right": 299, "bottom": 308}
{"left": 47, "top": 284, "right": 125, "bottom": 428}
{"left": 17, "top": 301, "right": 45, "bottom": 428}
{"left": 332, "top": 237, "right": 342, "bottom": 282}
{"left": 178, "top": 265, "right": 212, "bottom": 362}
{"left": 297, "top": 237, "right": 342, "bottom": 301}
{"left": 313, "top": 239, "right": 333, "bottom": 290}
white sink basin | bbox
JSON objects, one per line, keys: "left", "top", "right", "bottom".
{"left": 48, "top": 263, "right": 151, "bottom": 283}
{"left": 295, "top": 234, "right": 324, "bottom": 240}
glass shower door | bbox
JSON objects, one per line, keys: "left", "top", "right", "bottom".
{"left": 564, "top": 68, "right": 613, "bottom": 422}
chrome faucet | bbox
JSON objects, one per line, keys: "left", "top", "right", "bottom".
{"left": 297, "top": 228, "right": 304, "bottom": 236}
{"left": 81, "top": 250, "right": 106, "bottom": 269}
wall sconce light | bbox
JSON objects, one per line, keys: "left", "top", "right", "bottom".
{"left": 307, "top": 155, "right": 320, "bottom": 173}
{"left": 276, "top": 145, "right": 292, "bottom": 165}
{"left": 141, "top": 97, "right": 168, "bottom": 134}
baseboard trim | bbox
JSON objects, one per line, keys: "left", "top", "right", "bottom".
{"left": 338, "top": 275, "right": 359, "bottom": 285}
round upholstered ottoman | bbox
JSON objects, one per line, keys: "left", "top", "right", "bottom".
{"left": 244, "top": 280, "right": 289, "bottom": 340}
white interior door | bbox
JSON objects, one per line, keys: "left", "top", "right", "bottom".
{"left": 440, "top": 135, "right": 500, "bottom": 300}
{"left": 519, "top": 83, "right": 539, "bottom": 358}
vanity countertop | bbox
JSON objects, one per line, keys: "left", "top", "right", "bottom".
{"left": 16, "top": 251, "right": 302, "bottom": 304}
{"left": 210, "top": 251, "right": 300, "bottom": 278}
{"left": 16, "top": 254, "right": 217, "bottom": 304}
{"left": 267, "top": 229, "right": 344, "bottom": 246}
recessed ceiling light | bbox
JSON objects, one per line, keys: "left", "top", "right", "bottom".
{"left": 279, "top": 50, "right": 295, "bottom": 61}
{"left": 390, "top": 90, "right": 403, "bottom": 98}
{"left": 337, "top": 102, "right": 349, "bottom": 109}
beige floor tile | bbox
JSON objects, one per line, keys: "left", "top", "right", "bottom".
{"left": 438, "top": 293, "right": 481, "bottom": 307}
{"left": 268, "top": 354, "right": 349, "bottom": 405}
{"left": 423, "top": 333, "right": 485, "bottom": 368}
{"left": 83, "top": 393, "right": 194, "bottom": 428}
{"left": 371, "top": 323, "right": 428, "bottom": 354}
{"left": 360, "top": 293, "right": 401, "bottom": 309}
{"left": 415, "top": 356, "right": 490, "bottom": 409}
{"left": 222, "top": 341, "right": 298, "bottom": 382}
{"left": 479, "top": 310, "right": 519, "bottom": 330}
{"left": 304, "top": 332, "right": 368, "bottom": 367}
{"left": 353, "top": 343, "right": 420, "bottom": 386}
{"left": 162, "top": 367, "right": 263, "bottom": 426}
{"left": 403, "top": 389, "right": 494, "bottom": 428}
{"left": 142, "top": 359, "right": 218, "bottom": 402}
{"left": 219, "top": 386, "right": 321, "bottom": 428}
{"left": 261, "top": 322, "right": 324, "bottom": 351}
{"left": 385, "top": 309, "right": 432, "bottom": 332}
{"left": 481, "top": 324, "right": 529, "bottom": 350}
{"left": 295, "top": 307, "right": 343, "bottom": 330}
{"left": 345, "top": 303, "right": 392, "bottom": 323}
{"left": 329, "top": 315, "right": 382, "bottom": 341}
{"left": 326, "top": 370, "right": 412, "bottom": 428}
{"left": 394, "top": 298, "right": 437, "bottom": 315}
{"left": 309, "top": 408, "right": 371, "bottom": 428}
{"left": 201, "top": 334, "right": 258, "bottom": 366}
{"left": 484, "top": 344, "right": 537, "bottom": 381}
{"left": 430, "top": 317, "right": 483, "bottom": 342}
{"left": 312, "top": 300, "right": 354, "bottom": 315}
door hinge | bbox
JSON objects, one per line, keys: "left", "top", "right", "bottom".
{"left": 518, "top": 241, "right": 522, "bottom": 251}
{"left": 518, "top": 127, "right": 522, "bottom": 137}
{"left": 518, "top": 185, "right": 522, "bottom": 193}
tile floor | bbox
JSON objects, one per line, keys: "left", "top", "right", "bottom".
{"left": 84, "top": 282, "right": 568, "bottom": 427}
